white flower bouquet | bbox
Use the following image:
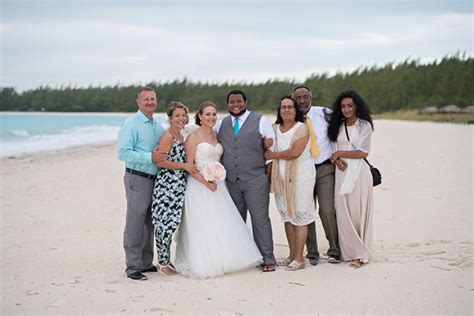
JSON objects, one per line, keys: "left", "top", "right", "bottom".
{"left": 202, "top": 162, "right": 226, "bottom": 182}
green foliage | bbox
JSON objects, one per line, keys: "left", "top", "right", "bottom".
{"left": 1, "top": 54, "right": 472, "bottom": 113}
{"left": 0, "top": 87, "right": 20, "bottom": 110}
{"left": 375, "top": 110, "right": 474, "bottom": 124}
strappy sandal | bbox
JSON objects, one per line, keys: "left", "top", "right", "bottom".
{"left": 348, "top": 260, "right": 362, "bottom": 269}
{"left": 276, "top": 257, "right": 292, "bottom": 266}
{"left": 285, "top": 260, "right": 305, "bottom": 271}
{"left": 158, "top": 264, "right": 177, "bottom": 275}
{"left": 261, "top": 264, "right": 276, "bottom": 272}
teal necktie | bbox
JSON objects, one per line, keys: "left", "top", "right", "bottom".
{"left": 233, "top": 117, "right": 239, "bottom": 136}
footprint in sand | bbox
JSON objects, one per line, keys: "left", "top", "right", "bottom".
{"left": 150, "top": 307, "right": 174, "bottom": 312}
{"left": 421, "top": 251, "right": 446, "bottom": 256}
{"left": 46, "top": 297, "right": 67, "bottom": 309}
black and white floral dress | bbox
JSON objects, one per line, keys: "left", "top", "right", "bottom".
{"left": 151, "top": 139, "right": 187, "bottom": 266}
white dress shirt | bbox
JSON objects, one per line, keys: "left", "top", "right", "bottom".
{"left": 306, "top": 106, "right": 333, "bottom": 164}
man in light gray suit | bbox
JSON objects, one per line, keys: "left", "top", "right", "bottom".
{"left": 216, "top": 89, "right": 276, "bottom": 272}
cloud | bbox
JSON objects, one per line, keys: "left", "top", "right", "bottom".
{"left": 1, "top": 3, "right": 472, "bottom": 91}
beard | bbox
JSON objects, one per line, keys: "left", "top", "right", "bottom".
{"left": 297, "top": 103, "right": 311, "bottom": 115}
{"left": 228, "top": 108, "right": 247, "bottom": 117}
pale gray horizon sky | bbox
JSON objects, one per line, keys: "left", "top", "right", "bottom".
{"left": 1, "top": 0, "right": 472, "bottom": 91}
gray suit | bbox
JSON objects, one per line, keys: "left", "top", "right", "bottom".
{"left": 218, "top": 112, "right": 276, "bottom": 265}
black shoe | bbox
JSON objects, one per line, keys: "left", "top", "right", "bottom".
{"left": 141, "top": 265, "right": 158, "bottom": 273}
{"left": 308, "top": 257, "right": 319, "bottom": 266}
{"left": 127, "top": 271, "right": 148, "bottom": 280}
{"left": 328, "top": 256, "right": 341, "bottom": 264}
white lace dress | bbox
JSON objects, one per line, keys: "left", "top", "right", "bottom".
{"left": 274, "top": 122, "right": 316, "bottom": 225}
{"left": 174, "top": 142, "right": 263, "bottom": 278}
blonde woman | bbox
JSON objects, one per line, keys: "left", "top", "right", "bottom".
{"left": 151, "top": 101, "right": 195, "bottom": 275}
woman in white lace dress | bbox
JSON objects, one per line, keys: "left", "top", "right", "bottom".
{"left": 264, "top": 96, "right": 316, "bottom": 271}
{"left": 327, "top": 90, "right": 374, "bottom": 269}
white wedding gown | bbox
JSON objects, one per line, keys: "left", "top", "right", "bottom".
{"left": 174, "top": 142, "right": 263, "bottom": 278}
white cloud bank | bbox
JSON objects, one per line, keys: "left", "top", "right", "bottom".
{"left": 1, "top": 1, "right": 472, "bottom": 91}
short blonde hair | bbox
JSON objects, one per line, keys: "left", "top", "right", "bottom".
{"left": 167, "top": 101, "right": 189, "bottom": 125}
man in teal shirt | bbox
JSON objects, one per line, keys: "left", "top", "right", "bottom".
{"left": 118, "top": 87, "right": 165, "bottom": 280}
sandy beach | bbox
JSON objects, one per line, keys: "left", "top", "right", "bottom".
{"left": 0, "top": 120, "right": 472, "bottom": 315}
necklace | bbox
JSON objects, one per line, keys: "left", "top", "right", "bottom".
{"left": 169, "top": 127, "right": 182, "bottom": 141}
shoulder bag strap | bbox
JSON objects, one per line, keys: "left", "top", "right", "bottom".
{"left": 344, "top": 121, "right": 372, "bottom": 168}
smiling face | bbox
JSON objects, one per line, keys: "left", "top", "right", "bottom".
{"left": 137, "top": 90, "right": 157, "bottom": 119}
{"left": 169, "top": 107, "right": 188, "bottom": 130}
{"left": 279, "top": 98, "right": 296, "bottom": 123}
{"left": 227, "top": 94, "right": 247, "bottom": 116}
{"left": 293, "top": 87, "right": 312, "bottom": 114}
{"left": 199, "top": 105, "right": 217, "bottom": 128}
{"left": 340, "top": 97, "right": 357, "bottom": 121}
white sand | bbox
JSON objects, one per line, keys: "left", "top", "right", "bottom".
{"left": 0, "top": 120, "right": 472, "bottom": 314}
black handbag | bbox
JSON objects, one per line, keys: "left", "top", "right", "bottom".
{"left": 344, "top": 122, "right": 381, "bottom": 187}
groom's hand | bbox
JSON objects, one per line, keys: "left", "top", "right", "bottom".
{"left": 262, "top": 137, "right": 273, "bottom": 150}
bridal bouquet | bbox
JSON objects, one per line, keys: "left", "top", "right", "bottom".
{"left": 202, "top": 162, "right": 226, "bottom": 182}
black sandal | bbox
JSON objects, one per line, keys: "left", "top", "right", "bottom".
{"left": 262, "top": 264, "right": 275, "bottom": 272}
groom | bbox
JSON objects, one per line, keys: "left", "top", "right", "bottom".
{"left": 216, "top": 89, "right": 276, "bottom": 272}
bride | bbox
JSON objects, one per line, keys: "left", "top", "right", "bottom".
{"left": 174, "top": 101, "right": 263, "bottom": 278}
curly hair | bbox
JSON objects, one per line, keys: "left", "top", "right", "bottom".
{"left": 327, "top": 90, "right": 374, "bottom": 142}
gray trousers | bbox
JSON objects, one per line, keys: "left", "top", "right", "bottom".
{"left": 226, "top": 174, "right": 276, "bottom": 265}
{"left": 123, "top": 172, "right": 155, "bottom": 276}
{"left": 306, "top": 163, "right": 340, "bottom": 259}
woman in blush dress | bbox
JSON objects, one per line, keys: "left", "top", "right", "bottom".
{"left": 264, "top": 96, "right": 316, "bottom": 271}
{"left": 174, "top": 101, "right": 262, "bottom": 278}
{"left": 151, "top": 102, "right": 196, "bottom": 275}
{"left": 327, "top": 90, "right": 374, "bottom": 269}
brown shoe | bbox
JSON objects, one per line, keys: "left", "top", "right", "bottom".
{"left": 262, "top": 264, "right": 276, "bottom": 272}
{"left": 158, "top": 264, "right": 177, "bottom": 275}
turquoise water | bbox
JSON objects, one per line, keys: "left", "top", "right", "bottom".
{"left": 0, "top": 114, "right": 127, "bottom": 139}
{"left": 0, "top": 113, "right": 168, "bottom": 157}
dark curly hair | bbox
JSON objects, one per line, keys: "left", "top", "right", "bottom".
{"left": 327, "top": 90, "right": 374, "bottom": 142}
{"left": 274, "top": 95, "right": 305, "bottom": 124}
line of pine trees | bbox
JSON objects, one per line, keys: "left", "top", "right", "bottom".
{"left": 1, "top": 54, "right": 472, "bottom": 113}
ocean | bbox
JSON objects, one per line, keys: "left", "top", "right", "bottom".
{"left": 0, "top": 112, "right": 169, "bottom": 158}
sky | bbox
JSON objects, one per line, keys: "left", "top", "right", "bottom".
{"left": 1, "top": 0, "right": 472, "bottom": 91}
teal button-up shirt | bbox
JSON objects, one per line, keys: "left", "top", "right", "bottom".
{"left": 117, "top": 110, "right": 165, "bottom": 176}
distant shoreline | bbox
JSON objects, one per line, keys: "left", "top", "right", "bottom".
{"left": 2, "top": 111, "right": 473, "bottom": 124}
